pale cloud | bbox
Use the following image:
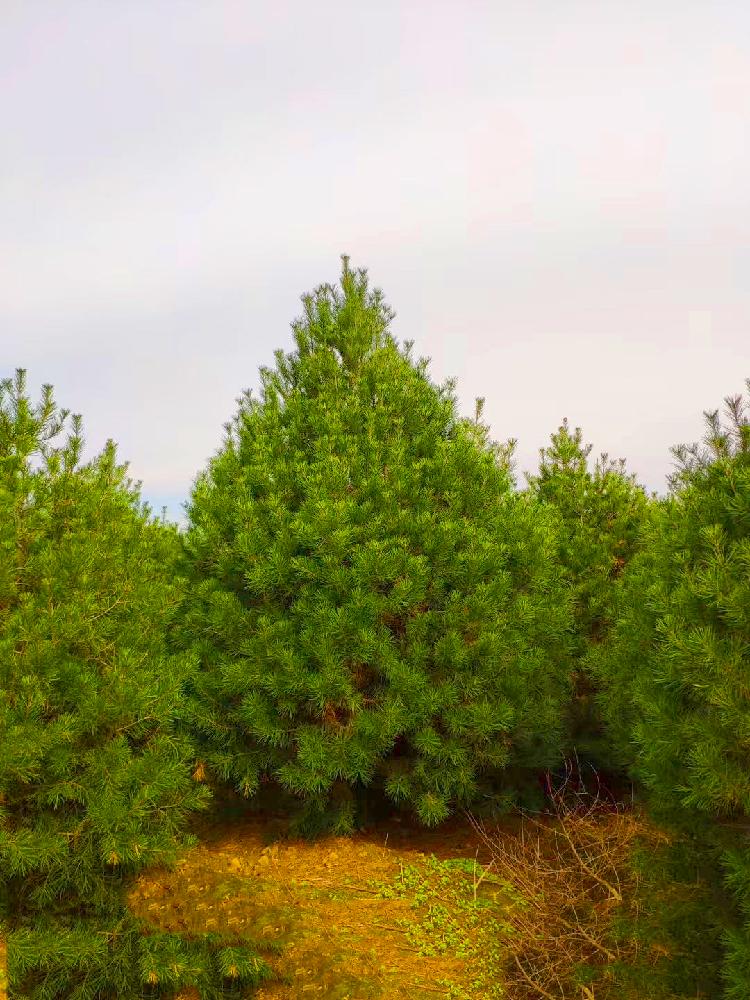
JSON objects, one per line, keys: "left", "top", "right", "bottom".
{"left": 2, "top": 1, "right": 749, "bottom": 520}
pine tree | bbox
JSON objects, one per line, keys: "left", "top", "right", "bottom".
{"left": 0, "top": 372, "right": 270, "bottom": 998}
{"left": 593, "top": 382, "right": 750, "bottom": 997}
{"left": 526, "top": 419, "right": 648, "bottom": 765}
{"left": 182, "top": 258, "right": 574, "bottom": 833}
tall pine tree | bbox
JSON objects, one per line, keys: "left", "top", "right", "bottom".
{"left": 0, "top": 372, "right": 270, "bottom": 998}
{"left": 593, "top": 383, "right": 750, "bottom": 997}
{"left": 526, "top": 420, "right": 648, "bottom": 766}
{"left": 182, "top": 259, "right": 574, "bottom": 833}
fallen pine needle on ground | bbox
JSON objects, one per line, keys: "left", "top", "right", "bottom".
{"left": 128, "top": 814, "right": 511, "bottom": 1000}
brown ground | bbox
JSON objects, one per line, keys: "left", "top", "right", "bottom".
{"left": 129, "top": 814, "right": 504, "bottom": 999}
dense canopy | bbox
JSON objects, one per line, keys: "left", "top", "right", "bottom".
{"left": 182, "top": 260, "right": 574, "bottom": 831}
{"left": 0, "top": 371, "right": 268, "bottom": 998}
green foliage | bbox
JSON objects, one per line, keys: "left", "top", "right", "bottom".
{"left": 10, "top": 269, "right": 746, "bottom": 997}
{"left": 374, "top": 855, "right": 510, "bottom": 999}
{"left": 182, "top": 258, "right": 574, "bottom": 832}
{"left": 527, "top": 419, "right": 647, "bottom": 643}
{"left": 613, "top": 833, "right": 727, "bottom": 999}
{"left": 593, "top": 382, "right": 750, "bottom": 997}
{"left": 0, "top": 371, "right": 268, "bottom": 998}
{"left": 526, "top": 419, "right": 648, "bottom": 763}
{"left": 594, "top": 383, "right": 750, "bottom": 813}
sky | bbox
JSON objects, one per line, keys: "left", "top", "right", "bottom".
{"left": 2, "top": 1, "right": 749, "bottom": 521}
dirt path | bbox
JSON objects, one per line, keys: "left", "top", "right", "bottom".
{"left": 129, "top": 815, "right": 504, "bottom": 999}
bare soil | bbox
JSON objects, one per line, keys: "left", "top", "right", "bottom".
{"left": 129, "top": 814, "right": 504, "bottom": 999}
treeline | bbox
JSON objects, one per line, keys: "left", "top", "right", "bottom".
{"left": 1, "top": 258, "right": 748, "bottom": 998}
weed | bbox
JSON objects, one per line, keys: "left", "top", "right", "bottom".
{"left": 373, "top": 855, "right": 512, "bottom": 998}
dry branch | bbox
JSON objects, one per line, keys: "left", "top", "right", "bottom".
{"left": 468, "top": 761, "right": 658, "bottom": 1000}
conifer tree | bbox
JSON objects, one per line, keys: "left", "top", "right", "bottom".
{"left": 182, "top": 259, "right": 574, "bottom": 833}
{"left": 0, "top": 372, "right": 270, "bottom": 998}
{"left": 526, "top": 420, "right": 648, "bottom": 764}
{"left": 593, "top": 383, "right": 750, "bottom": 997}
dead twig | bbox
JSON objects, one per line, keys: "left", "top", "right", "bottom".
{"left": 467, "top": 759, "right": 658, "bottom": 999}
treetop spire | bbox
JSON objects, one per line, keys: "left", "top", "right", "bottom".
{"left": 291, "top": 256, "right": 395, "bottom": 368}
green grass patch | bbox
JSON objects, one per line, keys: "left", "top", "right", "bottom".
{"left": 373, "top": 855, "right": 515, "bottom": 999}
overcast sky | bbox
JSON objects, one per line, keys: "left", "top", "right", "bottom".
{"left": 2, "top": 2, "right": 749, "bottom": 519}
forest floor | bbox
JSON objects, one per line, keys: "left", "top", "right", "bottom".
{"left": 129, "top": 811, "right": 518, "bottom": 999}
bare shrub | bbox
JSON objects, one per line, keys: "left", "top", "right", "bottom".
{"left": 469, "top": 763, "right": 663, "bottom": 999}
